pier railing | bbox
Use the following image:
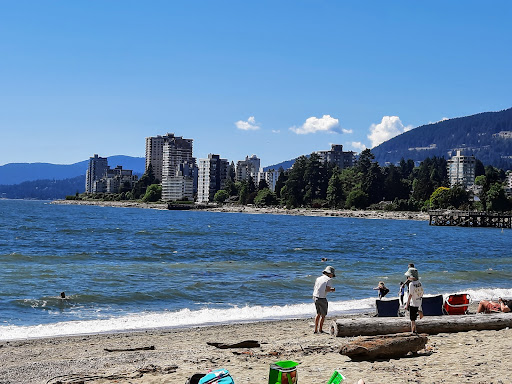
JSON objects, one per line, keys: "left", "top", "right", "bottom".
{"left": 428, "top": 210, "right": 512, "bottom": 228}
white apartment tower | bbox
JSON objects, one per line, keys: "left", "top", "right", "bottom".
{"left": 197, "top": 154, "right": 229, "bottom": 203}
{"left": 85, "top": 154, "right": 109, "bottom": 193}
{"left": 256, "top": 169, "right": 280, "bottom": 192}
{"left": 447, "top": 150, "right": 476, "bottom": 189}
{"left": 236, "top": 155, "right": 260, "bottom": 182}
{"left": 161, "top": 133, "right": 197, "bottom": 201}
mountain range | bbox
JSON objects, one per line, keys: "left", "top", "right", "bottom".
{"left": 0, "top": 155, "right": 145, "bottom": 186}
{"left": 372, "top": 107, "right": 512, "bottom": 168}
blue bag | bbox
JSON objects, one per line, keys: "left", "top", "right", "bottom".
{"left": 198, "top": 369, "right": 235, "bottom": 384}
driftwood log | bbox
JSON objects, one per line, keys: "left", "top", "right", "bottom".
{"left": 331, "top": 313, "right": 512, "bottom": 337}
{"left": 207, "top": 340, "right": 260, "bottom": 349}
{"left": 340, "top": 333, "right": 428, "bottom": 360}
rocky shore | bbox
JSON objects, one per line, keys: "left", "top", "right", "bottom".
{"left": 51, "top": 200, "right": 429, "bottom": 221}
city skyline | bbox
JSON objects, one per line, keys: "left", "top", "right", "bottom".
{"left": 1, "top": 1, "right": 511, "bottom": 167}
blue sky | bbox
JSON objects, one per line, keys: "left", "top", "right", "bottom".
{"left": 1, "top": 1, "right": 511, "bottom": 167}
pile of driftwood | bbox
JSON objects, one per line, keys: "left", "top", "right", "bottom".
{"left": 331, "top": 313, "right": 512, "bottom": 360}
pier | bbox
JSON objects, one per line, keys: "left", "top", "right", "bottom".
{"left": 428, "top": 210, "right": 512, "bottom": 228}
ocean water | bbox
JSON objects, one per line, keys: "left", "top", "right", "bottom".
{"left": 0, "top": 199, "right": 511, "bottom": 340}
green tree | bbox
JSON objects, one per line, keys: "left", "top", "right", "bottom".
{"left": 430, "top": 186, "right": 471, "bottom": 210}
{"left": 281, "top": 156, "right": 308, "bottom": 208}
{"left": 258, "top": 179, "right": 269, "bottom": 190}
{"left": 132, "top": 163, "right": 157, "bottom": 199}
{"left": 239, "top": 182, "right": 249, "bottom": 204}
{"left": 224, "top": 178, "right": 238, "bottom": 197}
{"left": 229, "top": 161, "right": 236, "bottom": 181}
{"left": 475, "top": 166, "right": 503, "bottom": 210}
{"left": 303, "top": 153, "right": 327, "bottom": 204}
{"left": 486, "top": 182, "right": 511, "bottom": 212}
{"left": 254, "top": 188, "right": 278, "bottom": 206}
{"left": 214, "top": 189, "right": 229, "bottom": 204}
{"left": 383, "top": 164, "right": 410, "bottom": 201}
{"left": 412, "top": 157, "right": 448, "bottom": 202}
{"left": 346, "top": 190, "right": 368, "bottom": 209}
{"left": 142, "top": 184, "right": 161, "bottom": 202}
{"left": 274, "top": 168, "right": 287, "bottom": 199}
{"left": 326, "top": 168, "right": 344, "bottom": 208}
{"left": 247, "top": 175, "right": 256, "bottom": 194}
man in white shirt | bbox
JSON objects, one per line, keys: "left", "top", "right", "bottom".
{"left": 313, "top": 266, "right": 336, "bottom": 334}
{"left": 404, "top": 267, "right": 423, "bottom": 333}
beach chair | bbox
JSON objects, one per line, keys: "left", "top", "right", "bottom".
{"left": 443, "top": 293, "right": 471, "bottom": 315}
{"left": 375, "top": 298, "right": 400, "bottom": 317}
{"left": 421, "top": 295, "right": 444, "bottom": 316}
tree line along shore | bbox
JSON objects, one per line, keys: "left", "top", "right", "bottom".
{"left": 65, "top": 149, "right": 512, "bottom": 215}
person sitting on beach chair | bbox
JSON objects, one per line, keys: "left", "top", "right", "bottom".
{"left": 477, "top": 298, "right": 511, "bottom": 313}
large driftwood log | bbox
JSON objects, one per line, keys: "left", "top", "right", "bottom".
{"left": 331, "top": 313, "right": 512, "bottom": 337}
{"left": 340, "top": 333, "right": 428, "bottom": 360}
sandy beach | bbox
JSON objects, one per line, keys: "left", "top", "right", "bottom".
{"left": 1, "top": 313, "right": 511, "bottom": 384}
{"left": 51, "top": 200, "right": 430, "bottom": 222}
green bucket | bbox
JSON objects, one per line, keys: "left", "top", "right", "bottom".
{"left": 326, "top": 370, "right": 345, "bottom": 384}
{"left": 269, "top": 360, "right": 299, "bottom": 384}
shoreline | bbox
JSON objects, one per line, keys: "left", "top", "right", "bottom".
{"left": 51, "top": 199, "right": 429, "bottom": 221}
{"left": 2, "top": 314, "right": 511, "bottom": 383}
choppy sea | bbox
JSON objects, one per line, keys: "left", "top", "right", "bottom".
{"left": 0, "top": 199, "right": 511, "bottom": 340}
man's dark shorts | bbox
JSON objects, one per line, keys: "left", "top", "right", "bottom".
{"left": 409, "top": 306, "right": 419, "bottom": 321}
{"left": 314, "top": 297, "right": 328, "bottom": 317}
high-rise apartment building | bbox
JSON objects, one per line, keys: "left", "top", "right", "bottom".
{"left": 447, "top": 150, "right": 476, "bottom": 188}
{"left": 236, "top": 155, "right": 260, "bottom": 182}
{"left": 197, "top": 154, "right": 230, "bottom": 203}
{"left": 315, "top": 144, "right": 355, "bottom": 169}
{"left": 85, "top": 154, "right": 109, "bottom": 193}
{"left": 145, "top": 134, "right": 171, "bottom": 182}
{"left": 161, "top": 133, "right": 197, "bottom": 201}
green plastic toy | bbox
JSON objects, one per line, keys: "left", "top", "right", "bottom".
{"left": 268, "top": 360, "right": 299, "bottom": 384}
{"left": 326, "top": 370, "right": 345, "bottom": 384}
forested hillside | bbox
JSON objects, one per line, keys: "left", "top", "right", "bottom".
{"left": 0, "top": 176, "right": 84, "bottom": 200}
{"left": 372, "top": 108, "right": 512, "bottom": 169}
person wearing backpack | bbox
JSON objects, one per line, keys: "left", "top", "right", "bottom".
{"left": 404, "top": 267, "right": 423, "bottom": 334}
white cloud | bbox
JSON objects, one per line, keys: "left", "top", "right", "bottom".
{"left": 289, "top": 115, "right": 342, "bottom": 134}
{"left": 350, "top": 141, "right": 367, "bottom": 151}
{"left": 272, "top": 129, "right": 281, "bottom": 134}
{"left": 368, "top": 116, "right": 413, "bottom": 148}
{"left": 235, "top": 116, "right": 260, "bottom": 131}
{"left": 342, "top": 128, "right": 353, "bottom": 134}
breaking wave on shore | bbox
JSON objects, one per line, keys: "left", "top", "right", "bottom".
{"left": 3, "top": 287, "right": 512, "bottom": 341}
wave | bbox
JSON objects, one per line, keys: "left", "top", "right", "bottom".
{"left": 3, "top": 287, "right": 512, "bottom": 341}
